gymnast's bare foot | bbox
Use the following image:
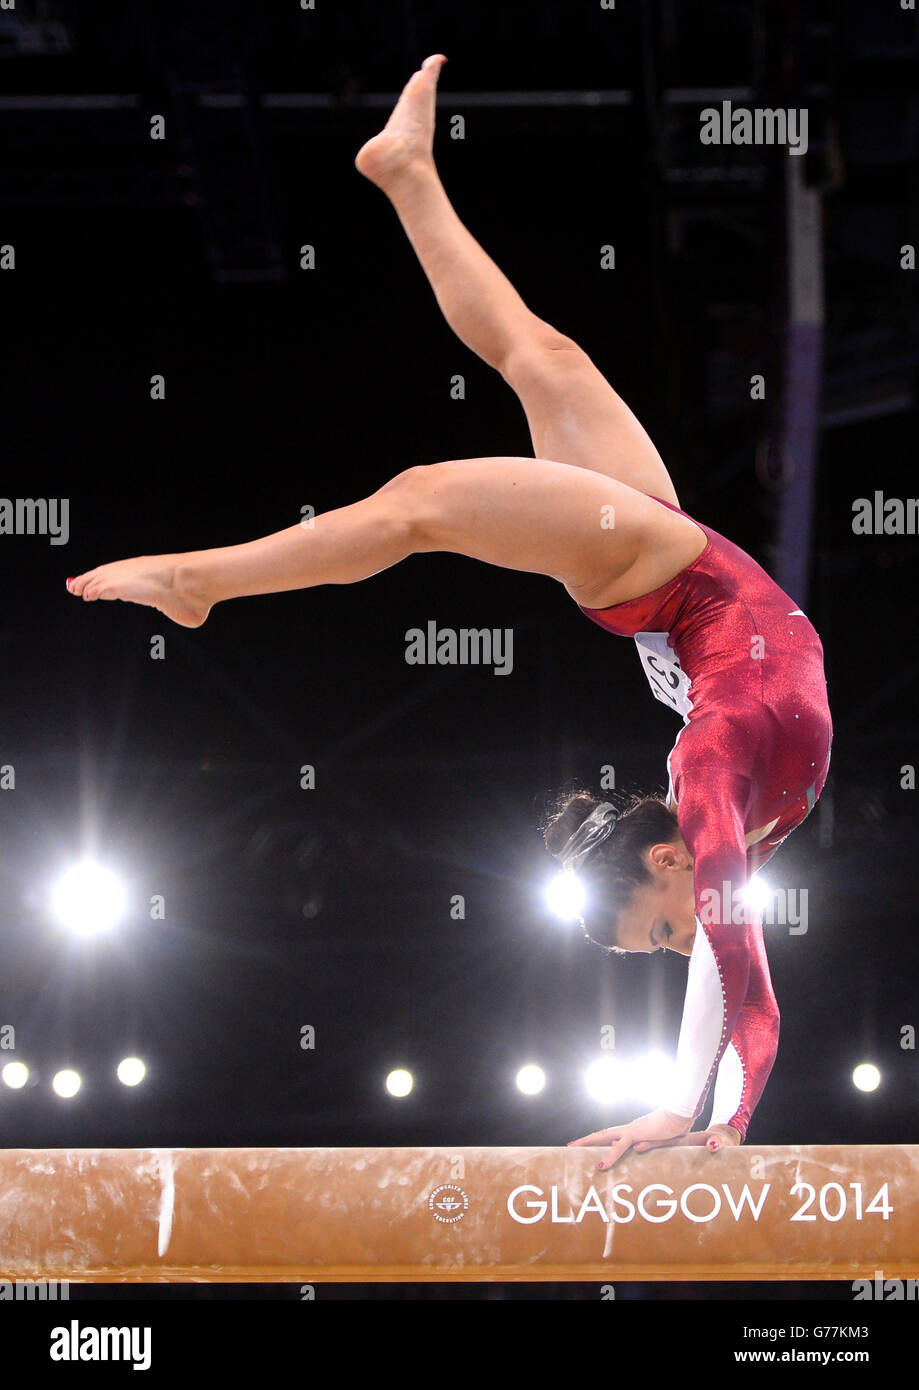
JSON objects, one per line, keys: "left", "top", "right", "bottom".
{"left": 66, "top": 556, "right": 212, "bottom": 629}
{"left": 354, "top": 53, "right": 446, "bottom": 191}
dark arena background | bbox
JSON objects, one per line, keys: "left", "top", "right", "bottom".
{"left": 1, "top": 0, "right": 918, "bottom": 1367}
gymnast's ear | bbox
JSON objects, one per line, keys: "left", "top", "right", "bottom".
{"left": 647, "top": 839, "right": 690, "bottom": 869}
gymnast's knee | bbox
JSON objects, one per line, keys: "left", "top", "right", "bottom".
{"left": 501, "top": 332, "right": 586, "bottom": 394}
{"left": 374, "top": 464, "right": 446, "bottom": 552}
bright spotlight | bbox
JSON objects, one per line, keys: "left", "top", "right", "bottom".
{"left": 1, "top": 1062, "right": 29, "bottom": 1090}
{"left": 545, "top": 871, "right": 586, "bottom": 922}
{"left": 852, "top": 1063, "right": 881, "bottom": 1093}
{"left": 51, "top": 861, "right": 127, "bottom": 937}
{"left": 629, "top": 1051, "right": 676, "bottom": 1106}
{"left": 385, "top": 1068, "right": 413, "bottom": 1098}
{"left": 585, "top": 1055, "right": 628, "bottom": 1104}
{"left": 117, "top": 1057, "right": 146, "bottom": 1087}
{"left": 742, "top": 874, "right": 773, "bottom": 916}
{"left": 515, "top": 1064, "right": 546, "bottom": 1096}
{"left": 52, "top": 1069, "right": 82, "bottom": 1099}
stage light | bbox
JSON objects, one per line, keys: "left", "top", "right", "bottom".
{"left": 742, "top": 874, "right": 773, "bottom": 916}
{"left": 852, "top": 1063, "right": 880, "bottom": 1092}
{"left": 1, "top": 1062, "right": 29, "bottom": 1089}
{"left": 50, "top": 860, "right": 127, "bottom": 937}
{"left": 515, "top": 1064, "right": 546, "bottom": 1096}
{"left": 116, "top": 1057, "right": 146, "bottom": 1087}
{"left": 629, "top": 1051, "right": 676, "bottom": 1106}
{"left": 544, "top": 870, "right": 585, "bottom": 922}
{"left": 385, "top": 1068, "right": 413, "bottom": 1098}
{"left": 52, "top": 1069, "right": 81, "bottom": 1099}
{"left": 584, "top": 1055, "right": 628, "bottom": 1104}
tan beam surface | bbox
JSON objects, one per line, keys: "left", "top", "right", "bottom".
{"left": 0, "top": 1146, "right": 915, "bottom": 1283}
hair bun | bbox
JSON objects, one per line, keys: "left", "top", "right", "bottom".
{"left": 542, "top": 790, "right": 602, "bottom": 856}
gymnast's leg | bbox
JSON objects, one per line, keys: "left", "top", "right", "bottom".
{"left": 355, "top": 54, "right": 679, "bottom": 506}
{"left": 65, "top": 456, "right": 702, "bottom": 627}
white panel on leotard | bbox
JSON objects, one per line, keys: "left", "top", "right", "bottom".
{"left": 634, "top": 631, "right": 693, "bottom": 720}
{"left": 660, "top": 921, "right": 726, "bottom": 1119}
{"left": 710, "top": 1042, "right": 745, "bottom": 1129}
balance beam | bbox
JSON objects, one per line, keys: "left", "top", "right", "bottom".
{"left": 0, "top": 1146, "right": 916, "bottom": 1283}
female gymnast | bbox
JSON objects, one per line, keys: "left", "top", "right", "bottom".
{"left": 65, "top": 55, "right": 832, "bottom": 1171}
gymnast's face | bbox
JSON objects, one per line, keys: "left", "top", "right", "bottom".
{"left": 613, "top": 838, "right": 697, "bottom": 957}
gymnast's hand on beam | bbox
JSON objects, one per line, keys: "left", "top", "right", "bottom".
{"left": 567, "top": 1108, "right": 715, "bottom": 1171}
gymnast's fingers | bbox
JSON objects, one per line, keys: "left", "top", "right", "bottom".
{"left": 567, "top": 1127, "right": 622, "bottom": 1148}
{"left": 598, "top": 1133, "right": 635, "bottom": 1171}
{"left": 633, "top": 1132, "right": 708, "bottom": 1152}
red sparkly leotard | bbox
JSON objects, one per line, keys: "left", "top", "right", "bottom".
{"left": 577, "top": 497, "right": 832, "bottom": 1140}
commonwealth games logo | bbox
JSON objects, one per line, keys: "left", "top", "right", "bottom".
{"left": 428, "top": 1183, "right": 469, "bottom": 1223}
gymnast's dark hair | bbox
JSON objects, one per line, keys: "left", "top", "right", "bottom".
{"left": 540, "top": 787, "right": 680, "bottom": 953}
